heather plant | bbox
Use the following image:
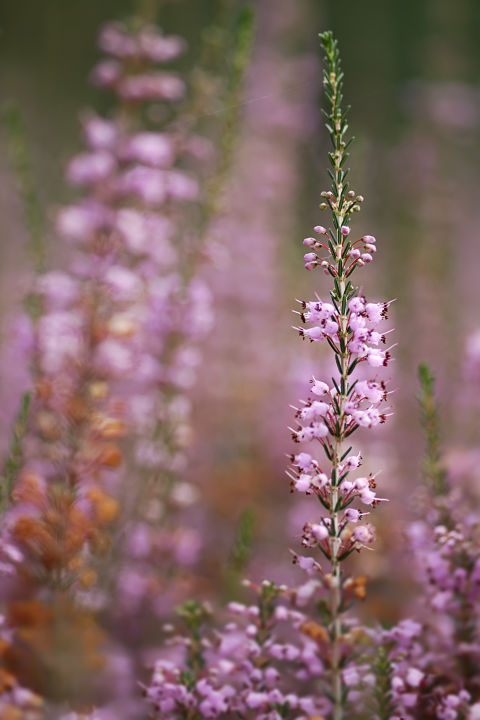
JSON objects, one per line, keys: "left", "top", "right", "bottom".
{"left": 0, "top": 105, "right": 47, "bottom": 459}
{"left": 97, "top": 5, "right": 255, "bottom": 630}
{"left": 144, "top": 30, "right": 394, "bottom": 720}
{"left": 288, "top": 30, "right": 394, "bottom": 719}
{"left": 375, "top": 367, "right": 480, "bottom": 719}
{"left": 0, "top": 7, "right": 256, "bottom": 716}
{"left": 0, "top": 15, "right": 206, "bottom": 714}
{"left": 3, "top": 8, "right": 480, "bottom": 720}
{"left": 342, "top": 363, "right": 480, "bottom": 720}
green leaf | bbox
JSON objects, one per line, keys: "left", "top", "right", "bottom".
{"left": 0, "top": 391, "right": 31, "bottom": 513}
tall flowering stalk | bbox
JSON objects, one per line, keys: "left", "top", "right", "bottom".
{"left": 0, "top": 17, "right": 210, "bottom": 714}
{"left": 0, "top": 13, "right": 256, "bottom": 714}
{"left": 99, "top": 7, "right": 255, "bottom": 628}
{"left": 288, "top": 32, "right": 393, "bottom": 719}
{"left": 368, "top": 367, "right": 480, "bottom": 720}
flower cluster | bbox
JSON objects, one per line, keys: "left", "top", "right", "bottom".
{"left": 373, "top": 617, "right": 474, "bottom": 720}
{"left": 146, "top": 30, "right": 395, "bottom": 720}
{"left": 145, "top": 582, "right": 328, "bottom": 720}
{"left": 0, "top": 16, "right": 214, "bottom": 714}
{"left": 67, "top": 18, "right": 213, "bottom": 622}
{"left": 363, "top": 368, "right": 480, "bottom": 720}
{"left": 388, "top": 509, "right": 480, "bottom": 717}
{"left": 284, "top": 32, "right": 394, "bottom": 719}
{"left": 8, "top": 12, "right": 480, "bottom": 720}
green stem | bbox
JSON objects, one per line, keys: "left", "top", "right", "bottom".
{"left": 418, "top": 363, "right": 448, "bottom": 497}
{"left": 319, "top": 31, "right": 359, "bottom": 720}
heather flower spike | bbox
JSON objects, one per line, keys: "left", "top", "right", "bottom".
{"left": 289, "top": 31, "right": 394, "bottom": 719}
{"left": 374, "top": 366, "right": 480, "bottom": 718}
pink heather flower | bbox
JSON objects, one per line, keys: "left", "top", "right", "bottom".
{"left": 293, "top": 475, "right": 312, "bottom": 493}
{"left": 348, "top": 297, "right": 365, "bottom": 313}
{"left": 83, "top": 115, "right": 118, "bottom": 150}
{"left": 324, "top": 319, "right": 339, "bottom": 335}
{"left": 344, "top": 453, "right": 362, "bottom": 470}
{"left": 293, "top": 452, "right": 315, "bottom": 472}
{"left": 167, "top": 171, "right": 199, "bottom": 201}
{"left": 349, "top": 338, "right": 368, "bottom": 356}
{"left": 360, "top": 489, "right": 376, "bottom": 505}
{"left": 343, "top": 667, "right": 360, "bottom": 686}
{"left": 118, "top": 72, "right": 185, "bottom": 102}
{"left": 405, "top": 668, "right": 424, "bottom": 688}
{"left": 99, "top": 22, "right": 186, "bottom": 64}
{"left": 138, "top": 31, "right": 185, "bottom": 63}
{"left": 305, "top": 301, "right": 335, "bottom": 321}
{"left": 310, "top": 523, "right": 329, "bottom": 541}
{"left": 314, "top": 225, "right": 327, "bottom": 234}
{"left": 120, "top": 132, "right": 175, "bottom": 168}
{"left": 311, "top": 472, "right": 329, "bottom": 490}
{"left": 91, "top": 59, "right": 122, "bottom": 87}
{"left": 353, "top": 525, "right": 375, "bottom": 545}
{"left": 366, "top": 348, "right": 388, "bottom": 367}
{"left": 246, "top": 691, "right": 268, "bottom": 709}
{"left": 430, "top": 590, "right": 452, "bottom": 611}
{"left": 354, "top": 477, "right": 369, "bottom": 490}
{"left": 311, "top": 421, "right": 328, "bottom": 438}
{"left": 115, "top": 209, "right": 174, "bottom": 260}
{"left": 37, "top": 311, "right": 85, "bottom": 374}
{"left": 303, "top": 326, "right": 325, "bottom": 341}
{"left": 341, "top": 225, "right": 350, "bottom": 235}
{"left": 116, "top": 166, "right": 168, "bottom": 204}
{"left": 103, "top": 266, "right": 143, "bottom": 301}
{"left": 56, "top": 202, "right": 113, "bottom": 242}
{"left": 311, "top": 378, "right": 329, "bottom": 395}
{"left": 95, "top": 338, "right": 135, "bottom": 376}
{"left": 299, "top": 401, "right": 329, "bottom": 422}
{"left": 296, "top": 555, "right": 321, "bottom": 574}
{"left": 37, "top": 271, "right": 79, "bottom": 308}
{"left": 67, "top": 151, "right": 116, "bottom": 185}
{"left": 99, "top": 23, "right": 137, "bottom": 58}
{"left": 365, "top": 302, "right": 385, "bottom": 324}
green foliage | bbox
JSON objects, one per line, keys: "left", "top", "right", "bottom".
{"left": 176, "top": 599, "right": 211, "bottom": 630}
{"left": 319, "top": 31, "right": 359, "bottom": 235}
{"left": 258, "top": 580, "right": 282, "bottom": 631}
{"left": 201, "top": 2, "right": 255, "bottom": 224}
{"left": 222, "top": 507, "right": 256, "bottom": 599}
{"left": 228, "top": 507, "right": 255, "bottom": 573}
{"left": 370, "top": 646, "right": 396, "bottom": 720}
{"left": 0, "top": 391, "right": 31, "bottom": 513}
{"left": 418, "top": 363, "right": 448, "bottom": 496}
{"left": 176, "top": 600, "right": 212, "bottom": 672}
{"left": 2, "top": 103, "right": 45, "bottom": 272}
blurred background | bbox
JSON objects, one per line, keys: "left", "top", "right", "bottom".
{"left": 1, "top": 0, "right": 480, "bottom": 624}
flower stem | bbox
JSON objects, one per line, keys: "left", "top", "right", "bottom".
{"left": 319, "top": 30, "right": 357, "bottom": 720}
